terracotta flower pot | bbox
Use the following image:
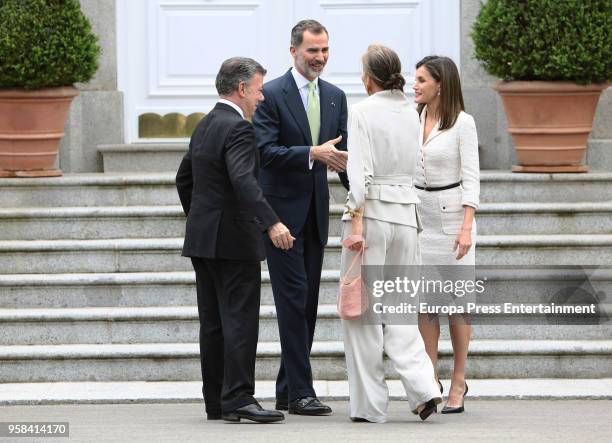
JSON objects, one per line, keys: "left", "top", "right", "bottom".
{"left": 493, "top": 81, "right": 606, "bottom": 173}
{"left": 0, "top": 87, "right": 79, "bottom": 177}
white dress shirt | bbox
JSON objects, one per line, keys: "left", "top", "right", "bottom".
{"left": 217, "top": 98, "right": 244, "bottom": 119}
{"left": 414, "top": 106, "right": 480, "bottom": 208}
{"left": 291, "top": 67, "right": 320, "bottom": 109}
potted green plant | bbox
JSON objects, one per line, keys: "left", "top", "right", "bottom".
{"left": 472, "top": 0, "right": 610, "bottom": 172}
{"left": 0, "top": 0, "right": 100, "bottom": 177}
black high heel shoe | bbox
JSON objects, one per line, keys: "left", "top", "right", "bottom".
{"left": 419, "top": 399, "right": 438, "bottom": 421}
{"left": 441, "top": 382, "right": 468, "bottom": 414}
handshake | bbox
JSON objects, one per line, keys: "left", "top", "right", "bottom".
{"left": 310, "top": 135, "right": 348, "bottom": 173}
{"left": 266, "top": 135, "right": 348, "bottom": 251}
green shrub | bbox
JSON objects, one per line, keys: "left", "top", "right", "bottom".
{"left": 0, "top": 0, "right": 101, "bottom": 89}
{"left": 471, "top": 0, "right": 611, "bottom": 84}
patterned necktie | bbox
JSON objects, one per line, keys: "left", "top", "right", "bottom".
{"left": 307, "top": 81, "right": 320, "bottom": 145}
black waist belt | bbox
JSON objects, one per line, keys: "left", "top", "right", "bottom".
{"left": 414, "top": 181, "right": 461, "bottom": 192}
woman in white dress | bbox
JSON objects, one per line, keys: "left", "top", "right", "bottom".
{"left": 413, "top": 56, "right": 480, "bottom": 414}
{"left": 340, "top": 44, "right": 441, "bottom": 423}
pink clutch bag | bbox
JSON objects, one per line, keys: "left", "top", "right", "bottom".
{"left": 338, "top": 235, "right": 367, "bottom": 320}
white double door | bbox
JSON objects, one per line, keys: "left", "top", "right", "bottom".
{"left": 117, "top": 0, "right": 460, "bottom": 142}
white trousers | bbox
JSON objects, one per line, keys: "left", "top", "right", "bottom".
{"left": 341, "top": 218, "right": 441, "bottom": 422}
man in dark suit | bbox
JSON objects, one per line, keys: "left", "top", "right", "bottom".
{"left": 252, "top": 19, "right": 349, "bottom": 416}
{"left": 176, "top": 57, "right": 294, "bottom": 423}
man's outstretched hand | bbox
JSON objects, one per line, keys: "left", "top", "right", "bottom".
{"left": 311, "top": 135, "right": 348, "bottom": 173}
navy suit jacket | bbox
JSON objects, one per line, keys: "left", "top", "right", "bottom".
{"left": 252, "top": 69, "right": 349, "bottom": 245}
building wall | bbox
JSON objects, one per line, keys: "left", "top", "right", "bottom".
{"left": 59, "top": 0, "right": 610, "bottom": 173}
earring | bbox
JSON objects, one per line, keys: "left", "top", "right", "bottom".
{"left": 437, "top": 90, "right": 441, "bottom": 96}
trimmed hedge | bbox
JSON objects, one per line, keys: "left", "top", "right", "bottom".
{"left": 0, "top": 0, "right": 101, "bottom": 89}
{"left": 471, "top": 0, "right": 611, "bottom": 84}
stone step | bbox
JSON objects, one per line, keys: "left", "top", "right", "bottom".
{"left": 1, "top": 172, "right": 611, "bottom": 209}
{"left": 1, "top": 305, "right": 609, "bottom": 346}
{"left": 475, "top": 235, "right": 612, "bottom": 265}
{"left": 330, "top": 171, "right": 612, "bottom": 204}
{"left": 0, "top": 174, "right": 180, "bottom": 208}
{"left": 99, "top": 144, "right": 187, "bottom": 174}
{"left": 338, "top": 203, "right": 612, "bottom": 236}
{"left": 0, "top": 271, "right": 338, "bottom": 308}
{"left": 2, "top": 202, "right": 610, "bottom": 241}
{"left": 1, "top": 234, "right": 611, "bottom": 274}
{"left": 477, "top": 171, "right": 612, "bottom": 203}
{"left": 475, "top": 202, "right": 612, "bottom": 235}
{"left": 0, "top": 340, "right": 610, "bottom": 382}
{"left": 98, "top": 144, "right": 612, "bottom": 204}
{"left": 0, "top": 205, "right": 342, "bottom": 241}
{"left": 0, "top": 206, "right": 186, "bottom": 240}
{"left": 2, "top": 268, "right": 610, "bottom": 309}
{"left": 0, "top": 238, "right": 341, "bottom": 274}
{"left": 0, "top": 306, "right": 282, "bottom": 346}
{"left": 3, "top": 379, "right": 612, "bottom": 405}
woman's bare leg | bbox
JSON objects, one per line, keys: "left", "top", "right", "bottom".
{"left": 446, "top": 316, "right": 471, "bottom": 407}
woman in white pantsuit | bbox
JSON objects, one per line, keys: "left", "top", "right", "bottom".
{"left": 413, "top": 56, "right": 480, "bottom": 414}
{"left": 340, "top": 45, "right": 441, "bottom": 423}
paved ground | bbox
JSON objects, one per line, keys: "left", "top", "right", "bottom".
{"left": 2, "top": 379, "right": 611, "bottom": 404}
{"left": 1, "top": 400, "right": 611, "bottom": 442}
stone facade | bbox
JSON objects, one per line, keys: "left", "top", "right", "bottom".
{"left": 59, "top": 0, "right": 123, "bottom": 173}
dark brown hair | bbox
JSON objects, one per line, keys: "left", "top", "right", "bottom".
{"left": 362, "top": 44, "right": 405, "bottom": 91}
{"left": 415, "top": 56, "right": 464, "bottom": 130}
{"left": 291, "top": 19, "right": 328, "bottom": 47}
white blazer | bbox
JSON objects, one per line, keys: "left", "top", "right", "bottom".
{"left": 343, "top": 90, "right": 421, "bottom": 227}
{"left": 414, "top": 106, "right": 480, "bottom": 209}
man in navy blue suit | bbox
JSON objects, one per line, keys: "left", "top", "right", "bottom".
{"left": 253, "top": 19, "right": 349, "bottom": 416}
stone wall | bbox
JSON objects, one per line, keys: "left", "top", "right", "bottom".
{"left": 59, "top": 0, "right": 124, "bottom": 173}
{"left": 589, "top": 88, "right": 612, "bottom": 170}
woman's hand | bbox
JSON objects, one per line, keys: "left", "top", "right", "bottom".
{"left": 453, "top": 228, "right": 472, "bottom": 260}
{"left": 343, "top": 214, "right": 364, "bottom": 252}
{"left": 350, "top": 215, "right": 363, "bottom": 251}
{"left": 454, "top": 205, "right": 476, "bottom": 260}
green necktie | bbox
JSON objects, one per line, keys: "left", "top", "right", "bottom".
{"left": 306, "top": 81, "right": 320, "bottom": 145}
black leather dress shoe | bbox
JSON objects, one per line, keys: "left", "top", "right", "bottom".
{"left": 222, "top": 402, "right": 285, "bottom": 423}
{"left": 207, "top": 412, "right": 222, "bottom": 420}
{"left": 275, "top": 399, "right": 288, "bottom": 411}
{"left": 288, "top": 397, "right": 332, "bottom": 416}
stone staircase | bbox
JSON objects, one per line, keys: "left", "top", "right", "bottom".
{"left": 1, "top": 152, "right": 611, "bottom": 394}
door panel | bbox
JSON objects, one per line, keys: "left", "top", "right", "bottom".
{"left": 117, "top": 0, "right": 459, "bottom": 141}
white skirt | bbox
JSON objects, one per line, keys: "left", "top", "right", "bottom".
{"left": 416, "top": 186, "right": 476, "bottom": 266}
